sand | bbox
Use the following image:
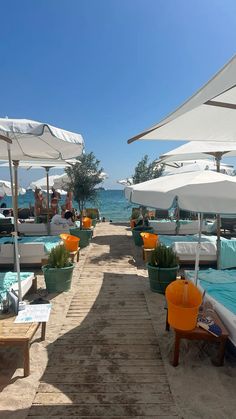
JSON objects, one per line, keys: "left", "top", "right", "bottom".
{"left": 0, "top": 222, "right": 236, "bottom": 418}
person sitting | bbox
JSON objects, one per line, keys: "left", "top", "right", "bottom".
{"left": 51, "top": 187, "right": 61, "bottom": 215}
{"left": 51, "top": 210, "right": 74, "bottom": 226}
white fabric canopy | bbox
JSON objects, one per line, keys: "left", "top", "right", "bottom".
{"left": 0, "top": 180, "right": 25, "bottom": 196}
{"left": 0, "top": 159, "right": 78, "bottom": 169}
{"left": 53, "top": 171, "right": 108, "bottom": 189}
{"left": 128, "top": 54, "right": 236, "bottom": 143}
{"left": 29, "top": 175, "right": 66, "bottom": 194}
{"left": 161, "top": 159, "right": 234, "bottom": 176}
{"left": 159, "top": 141, "right": 236, "bottom": 165}
{"left": 0, "top": 118, "right": 84, "bottom": 160}
{"left": 125, "top": 171, "right": 236, "bottom": 214}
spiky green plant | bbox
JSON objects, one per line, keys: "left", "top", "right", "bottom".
{"left": 150, "top": 244, "right": 179, "bottom": 268}
{"left": 47, "top": 244, "right": 71, "bottom": 269}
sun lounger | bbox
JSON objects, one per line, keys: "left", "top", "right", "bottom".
{"left": 185, "top": 269, "right": 236, "bottom": 348}
{"left": 149, "top": 219, "right": 212, "bottom": 235}
{"left": 159, "top": 234, "right": 236, "bottom": 268}
{"left": 0, "top": 271, "right": 35, "bottom": 305}
{"left": 0, "top": 236, "right": 61, "bottom": 266}
{"left": 18, "top": 222, "right": 70, "bottom": 236}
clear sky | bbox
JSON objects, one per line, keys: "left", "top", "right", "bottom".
{"left": 0, "top": 0, "right": 236, "bottom": 188}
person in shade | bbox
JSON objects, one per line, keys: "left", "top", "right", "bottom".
{"left": 65, "top": 191, "right": 73, "bottom": 211}
{"left": 34, "top": 188, "right": 44, "bottom": 216}
{"left": 51, "top": 210, "right": 74, "bottom": 226}
{"left": 51, "top": 187, "right": 61, "bottom": 215}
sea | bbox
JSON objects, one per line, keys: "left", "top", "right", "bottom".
{"left": 3, "top": 189, "right": 135, "bottom": 222}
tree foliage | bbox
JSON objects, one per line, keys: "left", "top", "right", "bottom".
{"left": 132, "top": 155, "right": 163, "bottom": 184}
{"left": 65, "top": 152, "right": 104, "bottom": 219}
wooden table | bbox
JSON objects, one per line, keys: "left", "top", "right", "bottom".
{"left": 0, "top": 314, "right": 46, "bottom": 376}
{"left": 166, "top": 309, "right": 229, "bottom": 367}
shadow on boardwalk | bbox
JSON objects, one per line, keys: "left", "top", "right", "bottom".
{"left": 1, "top": 224, "right": 179, "bottom": 418}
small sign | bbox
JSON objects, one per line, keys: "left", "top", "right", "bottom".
{"left": 14, "top": 304, "right": 51, "bottom": 323}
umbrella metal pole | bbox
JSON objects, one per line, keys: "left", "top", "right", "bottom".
{"left": 44, "top": 167, "right": 51, "bottom": 235}
{"left": 194, "top": 213, "right": 203, "bottom": 286}
{"left": 215, "top": 154, "right": 222, "bottom": 270}
{"left": 7, "top": 146, "right": 22, "bottom": 301}
{"left": 13, "top": 160, "right": 19, "bottom": 234}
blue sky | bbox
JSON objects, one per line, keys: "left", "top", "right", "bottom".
{"left": 0, "top": 0, "right": 236, "bottom": 188}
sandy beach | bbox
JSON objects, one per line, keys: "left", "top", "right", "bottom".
{"left": 0, "top": 222, "right": 236, "bottom": 418}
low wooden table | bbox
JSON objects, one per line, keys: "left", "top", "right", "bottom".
{"left": 0, "top": 314, "right": 46, "bottom": 376}
{"left": 166, "top": 309, "right": 229, "bottom": 367}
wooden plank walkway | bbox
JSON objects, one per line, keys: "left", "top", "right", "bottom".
{"left": 28, "top": 223, "right": 179, "bottom": 418}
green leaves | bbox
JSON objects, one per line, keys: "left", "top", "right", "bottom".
{"left": 132, "top": 155, "right": 164, "bottom": 184}
{"left": 65, "top": 152, "right": 104, "bottom": 218}
{"left": 150, "top": 244, "right": 179, "bottom": 268}
{"left": 48, "top": 244, "right": 71, "bottom": 268}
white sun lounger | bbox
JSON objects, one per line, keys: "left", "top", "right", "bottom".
{"left": 185, "top": 269, "right": 236, "bottom": 348}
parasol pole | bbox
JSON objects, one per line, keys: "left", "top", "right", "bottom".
{"left": 44, "top": 166, "right": 51, "bottom": 235}
{"left": 194, "top": 212, "right": 203, "bottom": 286}
{"left": 7, "top": 145, "right": 22, "bottom": 302}
{"left": 215, "top": 153, "right": 222, "bottom": 269}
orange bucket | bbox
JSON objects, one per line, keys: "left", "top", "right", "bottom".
{"left": 60, "top": 234, "right": 80, "bottom": 252}
{"left": 140, "top": 232, "right": 158, "bottom": 249}
{"left": 166, "top": 279, "right": 202, "bottom": 331}
{"left": 82, "top": 217, "right": 92, "bottom": 229}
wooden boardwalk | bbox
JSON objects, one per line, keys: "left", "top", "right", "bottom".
{"left": 28, "top": 223, "right": 179, "bottom": 418}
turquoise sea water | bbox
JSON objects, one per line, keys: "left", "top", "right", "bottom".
{"left": 3, "top": 189, "right": 134, "bottom": 222}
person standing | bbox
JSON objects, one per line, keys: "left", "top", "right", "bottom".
{"left": 34, "top": 188, "right": 44, "bottom": 216}
{"left": 51, "top": 187, "right": 61, "bottom": 215}
{"left": 65, "top": 191, "right": 73, "bottom": 211}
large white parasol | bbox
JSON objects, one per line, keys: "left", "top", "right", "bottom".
{"left": 128, "top": 54, "right": 236, "bottom": 143}
{"left": 0, "top": 118, "right": 84, "bottom": 302}
{"left": 125, "top": 170, "right": 236, "bottom": 277}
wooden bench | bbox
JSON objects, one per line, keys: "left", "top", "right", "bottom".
{"left": 0, "top": 314, "right": 46, "bottom": 376}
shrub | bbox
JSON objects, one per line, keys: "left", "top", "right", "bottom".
{"left": 150, "top": 244, "right": 179, "bottom": 268}
{"left": 47, "top": 244, "right": 71, "bottom": 268}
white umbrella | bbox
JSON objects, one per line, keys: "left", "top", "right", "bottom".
{"left": 161, "top": 159, "right": 234, "bottom": 176}
{"left": 0, "top": 119, "right": 84, "bottom": 160}
{"left": 29, "top": 175, "right": 66, "bottom": 194}
{"left": 0, "top": 119, "right": 84, "bottom": 302}
{"left": 128, "top": 54, "right": 236, "bottom": 143}
{"left": 0, "top": 180, "right": 25, "bottom": 196}
{"left": 53, "top": 171, "right": 108, "bottom": 189}
{"left": 125, "top": 170, "right": 236, "bottom": 276}
{"left": 117, "top": 178, "right": 133, "bottom": 186}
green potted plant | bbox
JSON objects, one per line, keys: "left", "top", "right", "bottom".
{"left": 147, "top": 244, "right": 179, "bottom": 294}
{"left": 42, "top": 244, "right": 74, "bottom": 292}
{"left": 65, "top": 152, "right": 104, "bottom": 248}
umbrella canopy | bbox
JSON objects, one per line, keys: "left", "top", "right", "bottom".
{"left": 0, "top": 158, "right": 78, "bottom": 169}
{"left": 161, "top": 159, "right": 234, "bottom": 176}
{"left": 0, "top": 180, "right": 25, "bottom": 196}
{"left": 29, "top": 175, "right": 66, "bottom": 194}
{"left": 159, "top": 141, "right": 236, "bottom": 167}
{"left": 125, "top": 171, "right": 236, "bottom": 214}
{"left": 0, "top": 118, "right": 84, "bottom": 159}
{"left": 117, "top": 178, "right": 133, "bottom": 186}
{"left": 53, "top": 171, "right": 108, "bottom": 190}
{"left": 128, "top": 54, "right": 236, "bottom": 143}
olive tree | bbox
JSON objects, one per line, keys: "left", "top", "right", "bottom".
{"left": 65, "top": 152, "right": 104, "bottom": 228}
{"left": 132, "top": 155, "right": 163, "bottom": 184}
